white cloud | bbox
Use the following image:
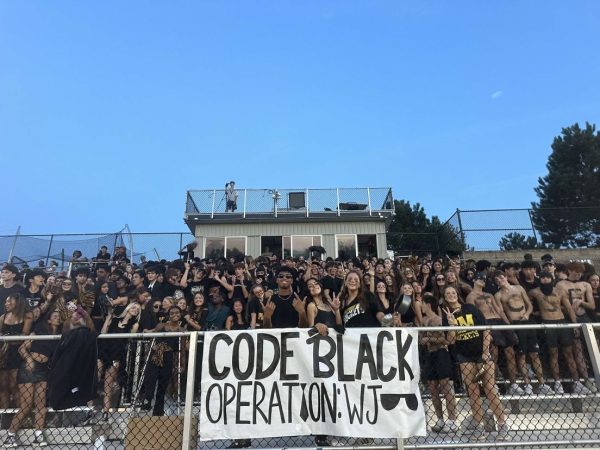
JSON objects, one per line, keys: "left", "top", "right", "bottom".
{"left": 491, "top": 90, "right": 503, "bottom": 100}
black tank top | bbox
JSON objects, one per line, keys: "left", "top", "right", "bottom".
{"left": 315, "top": 309, "right": 337, "bottom": 328}
{"left": 1, "top": 321, "right": 24, "bottom": 336}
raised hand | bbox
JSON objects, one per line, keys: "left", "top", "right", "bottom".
{"left": 329, "top": 292, "right": 341, "bottom": 311}
{"left": 442, "top": 307, "right": 457, "bottom": 326}
{"left": 263, "top": 298, "right": 276, "bottom": 318}
{"left": 292, "top": 293, "right": 306, "bottom": 314}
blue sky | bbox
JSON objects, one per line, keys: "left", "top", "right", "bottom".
{"left": 1, "top": 1, "right": 599, "bottom": 236}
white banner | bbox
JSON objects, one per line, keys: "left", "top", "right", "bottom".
{"left": 199, "top": 328, "right": 426, "bottom": 440}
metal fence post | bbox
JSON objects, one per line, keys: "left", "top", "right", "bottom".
{"left": 367, "top": 187, "right": 372, "bottom": 216}
{"left": 527, "top": 208, "right": 539, "bottom": 243}
{"left": 211, "top": 189, "right": 216, "bottom": 219}
{"left": 582, "top": 324, "right": 600, "bottom": 390}
{"left": 243, "top": 189, "right": 247, "bottom": 218}
{"left": 182, "top": 331, "right": 199, "bottom": 450}
{"left": 455, "top": 208, "right": 466, "bottom": 249}
{"left": 306, "top": 188, "right": 309, "bottom": 218}
{"left": 45, "top": 235, "right": 54, "bottom": 267}
{"left": 7, "top": 226, "right": 20, "bottom": 263}
{"left": 336, "top": 188, "right": 340, "bottom": 216}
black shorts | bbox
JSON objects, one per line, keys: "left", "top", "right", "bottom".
{"left": 456, "top": 353, "right": 483, "bottom": 364}
{"left": 487, "top": 318, "right": 519, "bottom": 348}
{"left": 576, "top": 314, "right": 591, "bottom": 324}
{"left": 512, "top": 320, "right": 540, "bottom": 353}
{"left": 17, "top": 360, "right": 49, "bottom": 385}
{"left": 426, "top": 349, "right": 453, "bottom": 381}
{"left": 542, "top": 319, "right": 573, "bottom": 348}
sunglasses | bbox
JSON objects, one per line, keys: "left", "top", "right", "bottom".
{"left": 277, "top": 275, "right": 293, "bottom": 279}
{"left": 436, "top": 277, "right": 445, "bottom": 281}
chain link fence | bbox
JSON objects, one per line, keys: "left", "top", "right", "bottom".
{"left": 0, "top": 232, "right": 195, "bottom": 269}
{"left": 454, "top": 207, "right": 600, "bottom": 252}
{"left": 1, "top": 324, "right": 600, "bottom": 449}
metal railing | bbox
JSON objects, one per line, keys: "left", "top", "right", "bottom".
{"left": 1, "top": 323, "right": 600, "bottom": 449}
{"left": 185, "top": 187, "right": 394, "bottom": 218}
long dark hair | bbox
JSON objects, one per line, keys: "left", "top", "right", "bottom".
{"left": 230, "top": 299, "right": 248, "bottom": 326}
{"left": 6, "top": 293, "right": 28, "bottom": 322}
{"left": 338, "top": 270, "right": 369, "bottom": 311}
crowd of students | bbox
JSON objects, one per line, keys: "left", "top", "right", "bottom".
{"left": 0, "top": 248, "right": 599, "bottom": 446}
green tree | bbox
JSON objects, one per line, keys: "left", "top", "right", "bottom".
{"left": 531, "top": 123, "right": 600, "bottom": 248}
{"left": 387, "top": 200, "right": 464, "bottom": 256}
{"left": 499, "top": 232, "right": 542, "bottom": 251}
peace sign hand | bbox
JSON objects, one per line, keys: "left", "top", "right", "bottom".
{"left": 292, "top": 293, "right": 306, "bottom": 314}
{"left": 442, "top": 307, "right": 457, "bottom": 326}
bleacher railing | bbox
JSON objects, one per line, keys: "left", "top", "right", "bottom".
{"left": 1, "top": 323, "right": 600, "bottom": 449}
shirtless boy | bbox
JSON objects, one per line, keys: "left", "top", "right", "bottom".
{"left": 494, "top": 271, "right": 552, "bottom": 395}
{"left": 466, "top": 273, "right": 522, "bottom": 395}
{"left": 529, "top": 271, "right": 590, "bottom": 395}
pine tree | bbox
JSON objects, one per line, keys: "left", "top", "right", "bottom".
{"left": 387, "top": 200, "right": 464, "bottom": 255}
{"left": 531, "top": 123, "right": 600, "bottom": 247}
{"left": 499, "top": 232, "right": 542, "bottom": 251}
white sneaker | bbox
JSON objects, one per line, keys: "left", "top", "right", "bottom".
{"left": 507, "top": 383, "right": 525, "bottom": 395}
{"left": 554, "top": 381, "right": 565, "bottom": 395}
{"left": 538, "top": 383, "right": 554, "bottom": 395}
{"left": 523, "top": 384, "right": 534, "bottom": 395}
{"left": 573, "top": 380, "right": 591, "bottom": 395}
{"left": 431, "top": 418, "right": 445, "bottom": 432}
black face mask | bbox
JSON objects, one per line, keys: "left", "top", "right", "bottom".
{"left": 540, "top": 282, "right": 554, "bottom": 296}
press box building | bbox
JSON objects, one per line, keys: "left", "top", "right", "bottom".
{"left": 184, "top": 187, "right": 394, "bottom": 260}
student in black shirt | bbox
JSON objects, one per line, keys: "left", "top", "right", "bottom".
{"left": 247, "top": 285, "right": 271, "bottom": 329}
{"left": 339, "top": 270, "right": 384, "bottom": 328}
{"left": 263, "top": 267, "right": 307, "bottom": 329}
{"left": 0, "top": 265, "right": 23, "bottom": 317}
{"left": 228, "top": 263, "right": 251, "bottom": 303}
{"left": 442, "top": 285, "right": 508, "bottom": 440}
{"left": 22, "top": 269, "right": 46, "bottom": 321}
{"left": 306, "top": 278, "right": 341, "bottom": 334}
{"left": 322, "top": 263, "right": 343, "bottom": 298}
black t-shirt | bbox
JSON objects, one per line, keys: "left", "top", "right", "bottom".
{"left": 322, "top": 275, "right": 343, "bottom": 297}
{"left": 442, "top": 303, "right": 486, "bottom": 358}
{"left": 247, "top": 297, "right": 265, "bottom": 328}
{"left": 22, "top": 288, "right": 43, "bottom": 310}
{"left": 30, "top": 322, "right": 59, "bottom": 358}
{"left": 341, "top": 292, "right": 382, "bottom": 328}
{"left": 230, "top": 279, "right": 252, "bottom": 302}
{"left": 270, "top": 293, "right": 299, "bottom": 328}
{"left": 139, "top": 306, "right": 157, "bottom": 331}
